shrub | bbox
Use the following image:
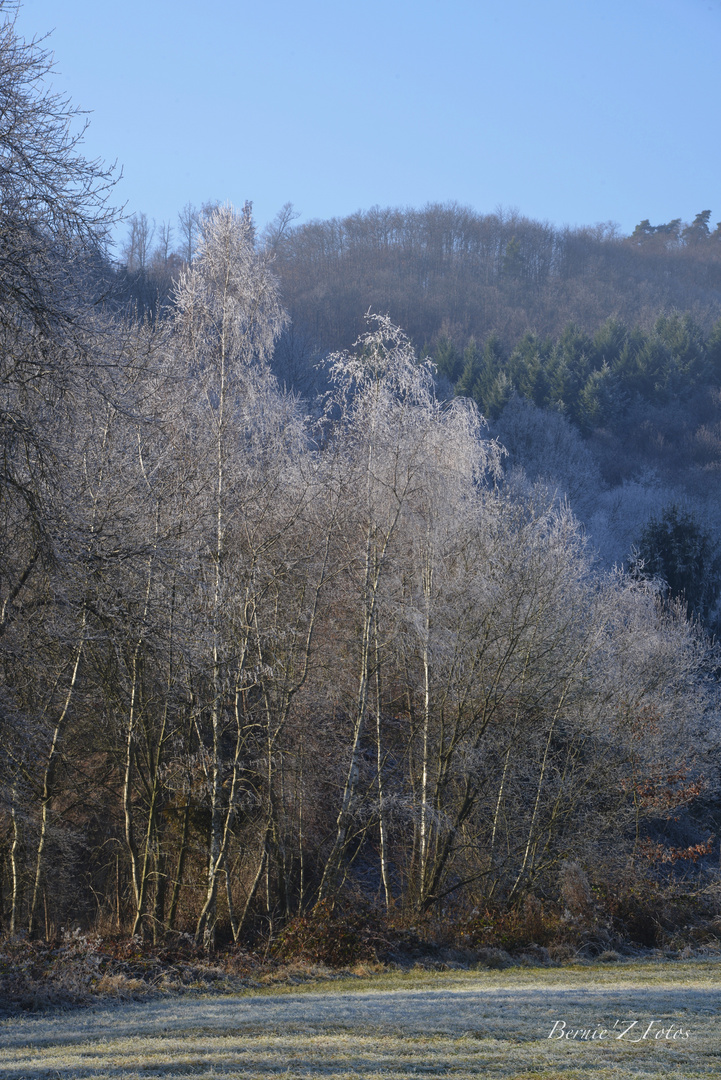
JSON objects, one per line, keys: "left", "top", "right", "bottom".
{"left": 462, "top": 897, "right": 563, "bottom": 952}
{"left": 272, "top": 901, "right": 389, "bottom": 966}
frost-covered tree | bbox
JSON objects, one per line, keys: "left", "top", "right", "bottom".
{"left": 492, "top": 394, "right": 603, "bottom": 517}
{"left": 0, "top": 0, "right": 123, "bottom": 934}
{"left": 0, "top": 0, "right": 119, "bottom": 638}
{"left": 315, "top": 315, "right": 504, "bottom": 903}
{"left": 172, "top": 204, "right": 290, "bottom": 948}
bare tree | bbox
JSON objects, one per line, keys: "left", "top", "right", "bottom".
{"left": 176, "top": 203, "right": 199, "bottom": 266}
{"left": 172, "top": 204, "right": 288, "bottom": 949}
{"left": 316, "top": 316, "right": 501, "bottom": 902}
{"left": 122, "top": 213, "right": 155, "bottom": 274}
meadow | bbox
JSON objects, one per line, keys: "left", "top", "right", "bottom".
{"left": 1, "top": 959, "right": 719, "bottom": 1079}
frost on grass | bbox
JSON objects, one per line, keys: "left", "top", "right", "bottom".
{"left": 1, "top": 961, "right": 720, "bottom": 1079}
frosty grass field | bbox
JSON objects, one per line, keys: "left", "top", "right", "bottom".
{"left": 1, "top": 960, "right": 719, "bottom": 1079}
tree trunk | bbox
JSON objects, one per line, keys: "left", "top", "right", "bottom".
{"left": 374, "top": 628, "right": 391, "bottom": 909}
{"left": 28, "top": 625, "right": 85, "bottom": 936}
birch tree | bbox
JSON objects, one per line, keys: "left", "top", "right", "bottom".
{"left": 172, "top": 203, "right": 288, "bottom": 949}
{"left": 317, "top": 317, "right": 501, "bottom": 902}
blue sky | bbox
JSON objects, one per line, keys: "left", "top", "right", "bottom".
{"left": 14, "top": 0, "right": 721, "bottom": 250}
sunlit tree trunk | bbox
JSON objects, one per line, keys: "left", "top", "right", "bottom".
{"left": 374, "top": 628, "right": 391, "bottom": 909}
{"left": 28, "top": 622, "right": 85, "bottom": 936}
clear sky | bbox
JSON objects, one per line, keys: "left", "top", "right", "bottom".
{"left": 13, "top": 0, "right": 721, "bottom": 250}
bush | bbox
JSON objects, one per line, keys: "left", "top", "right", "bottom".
{"left": 461, "top": 897, "right": 563, "bottom": 952}
{"left": 272, "top": 901, "right": 390, "bottom": 966}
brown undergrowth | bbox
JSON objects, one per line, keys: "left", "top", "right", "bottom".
{"left": 3, "top": 878, "right": 720, "bottom": 1015}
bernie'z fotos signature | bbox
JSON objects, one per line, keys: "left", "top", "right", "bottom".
{"left": 548, "top": 1019, "right": 690, "bottom": 1042}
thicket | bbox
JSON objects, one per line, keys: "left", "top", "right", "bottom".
{"left": 1, "top": 4, "right": 721, "bottom": 968}
{"left": 4, "top": 208, "right": 719, "bottom": 952}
